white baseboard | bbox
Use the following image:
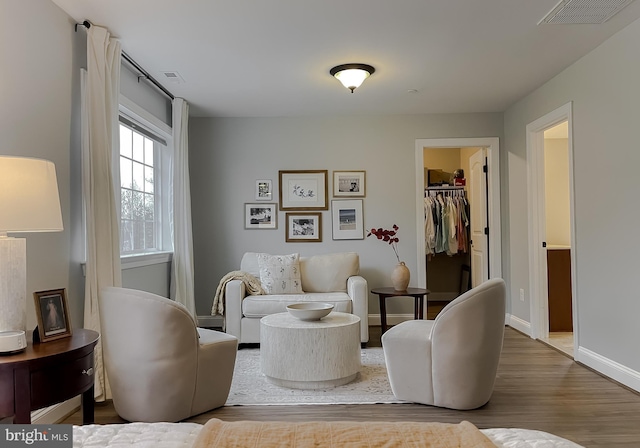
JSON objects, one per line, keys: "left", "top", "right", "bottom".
{"left": 576, "top": 346, "right": 640, "bottom": 393}
{"left": 31, "top": 397, "right": 80, "bottom": 424}
{"left": 506, "top": 314, "right": 532, "bottom": 337}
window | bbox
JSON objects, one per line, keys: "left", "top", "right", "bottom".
{"left": 119, "top": 123, "right": 159, "bottom": 254}
{"left": 117, "top": 97, "right": 172, "bottom": 260}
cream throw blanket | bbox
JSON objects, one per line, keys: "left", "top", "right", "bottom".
{"left": 194, "top": 419, "right": 496, "bottom": 447}
{"left": 211, "top": 271, "right": 265, "bottom": 315}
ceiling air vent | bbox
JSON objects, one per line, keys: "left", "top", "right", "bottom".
{"left": 539, "top": 0, "right": 636, "bottom": 24}
{"left": 160, "top": 71, "right": 185, "bottom": 84}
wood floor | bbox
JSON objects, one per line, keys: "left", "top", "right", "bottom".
{"left": 63, "top": 322, "right": 640, "bottom": 448}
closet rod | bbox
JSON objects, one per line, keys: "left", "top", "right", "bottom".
{"left": 75, "top": 20, "right": 175, "bottom": 101}
{"left": 425, "top": 186, "right": 465, "bottom": 190}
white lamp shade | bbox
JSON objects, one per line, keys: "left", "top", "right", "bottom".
{"left": 0, "top": 156, "right": 63, "bottom": 233}
{"left": 334, "top": 69, "right": 371, "bottom": 91}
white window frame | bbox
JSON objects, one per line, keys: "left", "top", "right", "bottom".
{"left": 118, "top": 95, "right": 173, "bottom": 268}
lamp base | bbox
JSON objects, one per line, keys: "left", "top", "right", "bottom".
{"left": 0, "top": 237, "right": 27, "bottom": 334}
{"left": 0, "top": 330, "right": 27, "bottom": 354}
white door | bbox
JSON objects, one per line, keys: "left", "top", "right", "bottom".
{"left": 469, "top": 149, "right": 489, "bottom": 287}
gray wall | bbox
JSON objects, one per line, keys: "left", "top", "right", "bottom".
{"left": 189, "top": 114, "right": 503, "bottom": 317}
{"left": 504, "top": 17, "right": 640, "bottom": 372}
{"left": 2, "top": 0, "right": 85, "bottom": 330}
{"left": 122, "top": 263, "right": 171, "bottom": 297}
{"left": 4, "top": 0, "right": 173, "bottom": 336}
{"left": 120, "top": 63, "right": 172, "bottom": 127}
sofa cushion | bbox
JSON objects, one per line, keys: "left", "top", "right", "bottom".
{"left": 242, "top": 292, "right": 352, "bottom": 318}
{"left": 300, "top": 252, "right": 359, "bottom": 293}
{"left": 240, "top": 252, "right": 261, "bottom": 278}
{"left": 256, "top": 253, "right": 304, "bottom": 294}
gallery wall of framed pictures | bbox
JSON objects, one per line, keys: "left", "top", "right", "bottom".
{"left": 247, "top": 169, "right": 366, "bottom": 242}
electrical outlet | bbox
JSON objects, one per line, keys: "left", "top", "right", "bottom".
{"left": 519, "top": 288, "right": 525, "bottom": 302}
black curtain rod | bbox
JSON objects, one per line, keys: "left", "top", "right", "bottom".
{"left": 75, "top": 20, "right": 175, "bottom": 101}
{"left": 121, "top": 52, "right": 175, "bottom": 100}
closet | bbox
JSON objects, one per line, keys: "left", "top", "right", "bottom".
{"left": 424, "top": 148, "right": 480, "bottom": 305}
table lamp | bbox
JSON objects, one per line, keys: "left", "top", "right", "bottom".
{"left": 0, "top": 156, "right": 63, "bottom": 352}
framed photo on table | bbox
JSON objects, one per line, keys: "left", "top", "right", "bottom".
{"left": 331, "top": 199, "right": 364, "bottom": 240}
{"left": 33, "top": 288, "right": 72, "bottom": 342}
{"left": 279, "top": 170, "right": 328, "bottom": 210}
{"left": 285, "top": 212, "right": 322, "bottom": 242}
{"left": 333, "top": 170, "right": 366, "bottom": 197}
{"left": 255, "top": 179, "right": 273, "bottom": 201}
{"left": 245, "top": 203, "right": 277, "bottom": 229}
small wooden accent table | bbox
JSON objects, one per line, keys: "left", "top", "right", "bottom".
{"left": 0, "top": 329, "right": 99, "bottom": 424}
{"left": 371, "top": 287, "right": 431, "bottom": 334}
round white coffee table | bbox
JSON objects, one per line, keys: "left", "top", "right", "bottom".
{"left": 260, "top": 311, "right": 361, "bottom": 389}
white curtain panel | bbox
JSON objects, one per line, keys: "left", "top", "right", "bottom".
{"left": 82, "top": 25, "right": 123, "bottom": 402}
{"left": 170, "top": 98, "right": 196, "bottom": 316}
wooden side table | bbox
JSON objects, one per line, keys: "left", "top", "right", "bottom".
{"left": 371, "top": 287, "right": 430, "bottom": 334}
{"left": 0, "top": 328, "right": 99, "bottom": 424}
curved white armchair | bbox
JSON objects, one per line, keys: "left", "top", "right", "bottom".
{"left": 382, "top": 278, "right": 506, "bottom": 410}
{"left": 99, "top": 287, "right": 238, "bottom": 422}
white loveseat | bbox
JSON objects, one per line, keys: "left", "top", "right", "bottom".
{"left": 225, "top": 252, "right": 369, "bottom": 345}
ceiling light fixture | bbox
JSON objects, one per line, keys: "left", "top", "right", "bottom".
{"left": 330, "top": 64, "right": 375, "bottom": 93}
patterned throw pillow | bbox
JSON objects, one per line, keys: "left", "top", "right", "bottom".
{"left": 256, "top": 253, "right": 304, "bottom": 294}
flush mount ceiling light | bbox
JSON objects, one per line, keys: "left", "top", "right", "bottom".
{"left": 330, "top": 63, "right": 375, "bottom": 93}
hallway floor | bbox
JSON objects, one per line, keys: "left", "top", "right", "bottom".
{"left": 540, "top": 331, "right": 573, "bottom": 357}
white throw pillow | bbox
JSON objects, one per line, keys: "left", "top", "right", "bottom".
{"left": 256, "top": 253, "right": 304, "bottom": 294}
{"left": 300, "top": 252, "right": 359, "bottom": 292}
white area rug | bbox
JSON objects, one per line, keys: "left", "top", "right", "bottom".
{"left": 225, "top": 348, "right": 404, "bottom": 406}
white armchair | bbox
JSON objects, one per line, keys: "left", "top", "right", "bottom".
{"left": 382, "top": 278, "right": 506, "bottom": 410}
{"left": 225, "top": 252, "right": 369, "bottom": 345}
{"left": 99, "top": 287, "right": 238, "bottom": 422}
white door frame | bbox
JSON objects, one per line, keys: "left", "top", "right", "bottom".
{"left": 526, "top": 102, "right": 578, "bottom": 355}
{"left": 414, "top": 138, "right": 502, "bottom": 289}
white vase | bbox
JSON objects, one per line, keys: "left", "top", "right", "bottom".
{"left": 391, "top": 262, "right": 410, "bottom": 291}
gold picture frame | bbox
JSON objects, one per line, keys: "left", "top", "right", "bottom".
{"left": 33, "top": 288, "right": 72, "bottom": 342}
{"left": 333, "top": 170, "right": 366, "bottom": 197}
{"left": 285, "top": 212, "right": 322, "bottom": 242}
{"left": 279, "top": 170, "right": 328, "bottom": 210}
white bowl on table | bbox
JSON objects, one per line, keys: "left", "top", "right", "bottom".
{"left": 286, "top": 302, "right": 334, "bottom": 321}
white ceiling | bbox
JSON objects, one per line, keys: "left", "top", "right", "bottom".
{"left": 50, "top": 0, "right": 640, "bottom": 118}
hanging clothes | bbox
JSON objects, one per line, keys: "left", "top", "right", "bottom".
{"left": 456, "top": 196, "right": 470, "bottom": 253}
{"left": 424, "top": 196, "right": 436, "bottom": 255}
{"left": 446, "top": 196, "right": 458, "bottom": 255}
{"left": 424, "top": 188, "right": 469, "bottom": 256}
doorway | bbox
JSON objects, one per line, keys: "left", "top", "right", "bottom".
{"left": 414, "top": 138, "right": 502, "bottom": 297}
{"left": 526, "top": 103, "right": 578, "bottom": 358}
